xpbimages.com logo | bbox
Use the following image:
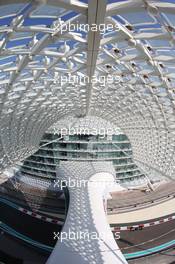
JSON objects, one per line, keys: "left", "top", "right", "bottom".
{"left": 54, "top": 18, "right": 119, "bottom": 35}
{"left": 55, "top": 74, "right": 121, "bottom": 87}
{"left": 54, "top": 178, "right": 115, "bottom": 190}
{"left": 53, "top": 229, "right": 120, "bottom": 242}
{"left": 53, "top": 177, "right": 114, "bottom": 190}
{"left": 55, "top": 126, "right": 119, "bottom": 139}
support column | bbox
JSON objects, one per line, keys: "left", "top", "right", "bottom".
{"left": 46, "top": 161, "right": 127, "bottom": 264}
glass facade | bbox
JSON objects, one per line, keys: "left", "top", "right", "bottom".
{"left": 20, "top": 133, "right": 146, "bottom": 187}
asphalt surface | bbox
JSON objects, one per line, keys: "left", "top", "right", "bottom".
{"left": 128, "top": 249, "right": 175, "bottom": 264}
{"left": 0, "top": 197, "right": 175, "bottom": 263}
{"left": 117, "top": 220, "right": 175, "bottom": 254}
{"left": 0, "top": 202, "right": 61, "bottom": 246}
{"left": 0, "top": 233, "right": 48, "bottom": 263}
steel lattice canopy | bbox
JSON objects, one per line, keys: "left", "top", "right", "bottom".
{"left": 0, "top": 0, "right": 175, "bottom": 180}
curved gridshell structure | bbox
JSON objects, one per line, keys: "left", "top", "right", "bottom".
{"left": 0, "top": 0, "right": 175, "bottom": 182}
